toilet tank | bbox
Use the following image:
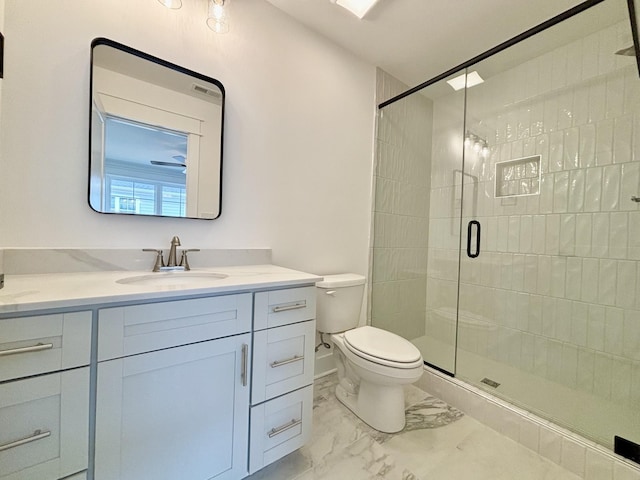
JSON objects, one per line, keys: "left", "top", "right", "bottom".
{"left": 316, "top": 274, "right": 366, "bottom": 333}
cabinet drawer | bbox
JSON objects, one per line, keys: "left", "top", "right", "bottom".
{"left": 98, "top": 293, "right": 252, "bottom": 361}
{"left": 0, "top": 368, "right": 89, "bottom": 480}
{"left": 252, "top": 320, "right": 315, "bottom": 405}
{"left": 249, "top": 385, "right": 313, "bottom": 474}
{"left": 254, "top": 286, "right": 315, "bottom": 331}
{"left": 0, "top": 312, "right": 91, "bottom": 382}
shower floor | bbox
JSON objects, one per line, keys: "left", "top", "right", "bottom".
{"left": 411, "top": 334, "right": 640, "bottom": 452}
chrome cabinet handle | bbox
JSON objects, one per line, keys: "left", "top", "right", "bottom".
{"left": 241, "top": 344, "right": 248, "bottom": 387}
{"left": 270, "top": 355, "right": 303, "bottom": 368}
{"left": 0, "top": 342, "right": 53, "bottom": 357}
{"left": 268, "top": 419, "right": 302, "bottom": 438}
{"left": 272, "top": 303, "right": 306, "bottom": 313}
{"left": 0, "top": 429, "right": 51, "bottom": 452}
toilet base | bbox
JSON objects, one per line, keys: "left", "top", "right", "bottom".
{"left": 335, "top": 380, "right": 406, "bottom": 433}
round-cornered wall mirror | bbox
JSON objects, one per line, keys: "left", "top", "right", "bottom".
{"left": 89, "top": 38, "right": 224, "bottom": 219}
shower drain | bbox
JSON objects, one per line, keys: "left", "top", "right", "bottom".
{"left": 480, "top": 378, "right": 500, "bottom": 388}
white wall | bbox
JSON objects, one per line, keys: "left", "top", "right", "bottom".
{"left": 0, "top": 0, "right": 375, "bottom": 276}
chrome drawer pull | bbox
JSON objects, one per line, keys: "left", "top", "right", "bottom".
{"left": 272, "top": 303, "right": 306, "bottom": 313}
{"left": 270, "top": 355, "right": 303, "bottom": 368}
{"left": 0, "top": 343, "right": 53, "bottom": 357}
{"left": 268, "top": 419, "right": 302, "bottom": 438}
{"left": 241, "top": 344, "right": 248, "bottom": 387}
{"left": 0, "top": 429, "right": 51, "bottom": 452}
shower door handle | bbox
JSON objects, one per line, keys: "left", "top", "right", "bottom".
{"left": 467, "top": 220, "right": 481, "bottom": 258}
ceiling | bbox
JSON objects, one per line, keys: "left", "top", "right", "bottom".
{"left": 264, "top": 0, "right": 598, "bottom": 88}
{"left": 94, "top": 42, "right": 222, "bottom": 105}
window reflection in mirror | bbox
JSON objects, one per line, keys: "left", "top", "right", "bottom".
{"left": 104, "top": 117, "right": 188, "bottom": 216}
{"left": 89, "top": 38, "right": 224, "bottom": 219}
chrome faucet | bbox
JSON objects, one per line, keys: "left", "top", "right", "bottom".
{"left": 143, "top": 236, "right": 199, "bottom": 272}
{"left": 167, "top": 236, "right": 181, "bottom": 267}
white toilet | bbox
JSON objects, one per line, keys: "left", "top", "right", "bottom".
{"left": 316, "top": 273, "right": 424, "bottom": 433}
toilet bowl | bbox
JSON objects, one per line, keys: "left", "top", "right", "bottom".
{"left": 331, "top": 326, "right": 423, "bottom": 432}
{"left": 316, "top": 274, "right": 424, "bottom": 433}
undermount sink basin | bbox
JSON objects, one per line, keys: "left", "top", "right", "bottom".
{"left": 116, "top": 272, "right": 228, "bottom": 287}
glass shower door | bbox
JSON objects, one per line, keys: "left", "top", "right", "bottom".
{"left": 456, "top": 0, "right": 640, "bottom": 450}
{"left": 372, "top": 72, "right": 466, "bottom": 374}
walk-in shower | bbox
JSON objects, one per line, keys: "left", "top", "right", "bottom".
{"left": 371, "top": 0, "right": 640, "bottom": 460}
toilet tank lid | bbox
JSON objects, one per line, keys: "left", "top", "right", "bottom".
{"left": 316, "top": 273, "right": 366, "bottom": 288}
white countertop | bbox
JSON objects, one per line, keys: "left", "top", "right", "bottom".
{"left": 0, "top": 265, "right": 323, "bottom": 315}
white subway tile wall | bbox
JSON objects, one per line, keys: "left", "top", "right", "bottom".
{"left": 373, "top": 70, "right": 433, "bottom": 342}
{"left": 430, "top": 20, "right": 640, "bottom": 449}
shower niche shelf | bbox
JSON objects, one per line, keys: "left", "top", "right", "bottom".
{"left": 494, "top": 155, "right": 541, "bottom": 198}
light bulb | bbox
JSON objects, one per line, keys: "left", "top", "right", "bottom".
{"left": 212, "top": 4, "right": 224, "bottom": 20}
{"left": 473, "top": 141, "right": 482, "bottom": 153}
{"left": 481, "top": 145, "right": 490, "bottom": 157}
{"left": 157, "top": 0, "right": 182, "bottom": 9}
{"left": 207, "top": 19, "right": 229, "bottom": 33}
{"left": 207, "top": 0, "right": 229, "bottom": 33}
{"left": 464, "top": 136, "right": 472, "bottom": 148}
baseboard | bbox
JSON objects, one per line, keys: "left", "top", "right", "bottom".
{"left": 314, "top": 350, "right": 335, "bottom": 379}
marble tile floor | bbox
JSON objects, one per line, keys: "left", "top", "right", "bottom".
{"left": 247, "top": 374, "right": 582, "bottom": 480}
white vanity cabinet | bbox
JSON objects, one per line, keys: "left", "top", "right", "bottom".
{"left": 94, "top": 294, "right": 252, "bottom": 480}
{"left": 0, "top": 312, "right": 92, "bottom": 480}
{"left": 249, "top": 287, "right": 316, "bottom": 474}
{"left": 0, "top": 265, "right": 321, "bottom": 480}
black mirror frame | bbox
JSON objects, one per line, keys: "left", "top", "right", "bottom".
{"left": 88, "top": 37, "right": 225, "bottom": 220}
{"left": 0, "top": 32, "right": 4, "bottom": 78}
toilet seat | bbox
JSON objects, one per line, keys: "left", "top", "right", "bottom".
{"left": 343, "top": 326, "right": 423, "bottom": 369}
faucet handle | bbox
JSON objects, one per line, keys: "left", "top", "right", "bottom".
{"left": 143, "top": 249, "right": 165, "bottom": 272}
{"left": 179, "top": 249, "right": 200, "bottom": 271}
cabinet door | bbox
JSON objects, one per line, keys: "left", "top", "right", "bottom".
{"left": 0, "top": 368, "right": 89, "bottom": 480}
{"left": 95, "top": 334, "right": 251, "bottom": 480}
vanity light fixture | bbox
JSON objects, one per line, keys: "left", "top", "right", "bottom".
{"left": 446, "top": 71, "right": 484, "bottom": 91}
{"left": 465, "top": 131, "right": 490, "bottom": 158}
{"left": 331, "top": 0, "right": 380, "bottom": 19}
{"left": 207, "top": 0, "right": 230, "bottom": 34}
{"left": 156, "top": 0, "right": 230, "bottom": 34}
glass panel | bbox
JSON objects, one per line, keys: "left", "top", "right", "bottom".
{"left": 372, "top": 71, "right": 466, "bottom": 374}
{"left": 457, "top": 0, "right": 639, "bottom": 451}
